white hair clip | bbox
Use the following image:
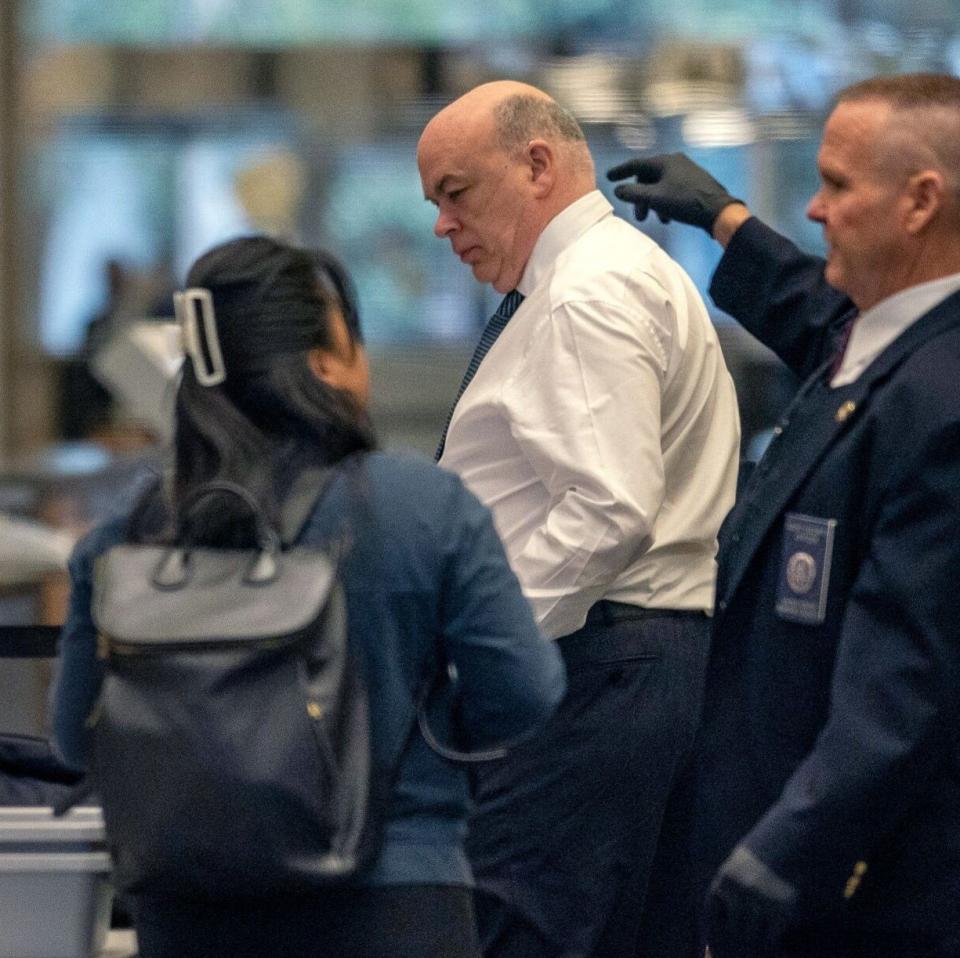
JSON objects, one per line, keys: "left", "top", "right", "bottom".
{"left": 173, "top": 287, "right": 226, "bottom": 387}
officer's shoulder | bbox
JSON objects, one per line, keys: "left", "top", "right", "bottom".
{"left": 878, "top": 324, "right": 960, "bottom": 428}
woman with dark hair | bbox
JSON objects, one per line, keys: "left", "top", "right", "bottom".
{"left": 51, "top": 235, "right": 565, "bottom": 958}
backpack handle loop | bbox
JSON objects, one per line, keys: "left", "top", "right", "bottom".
{"left": 152, "top": 481, "right": 282, "bottom": 590}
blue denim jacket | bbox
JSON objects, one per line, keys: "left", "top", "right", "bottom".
{"left": 51, "top": 451, "right": 565, "bottom": 887}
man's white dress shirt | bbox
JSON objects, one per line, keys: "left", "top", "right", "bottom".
{"left": 831, "top": 271, "right": 960, "bottom": 387}
{"left": 440, "top": 191, "right": 741, "bottom": 639}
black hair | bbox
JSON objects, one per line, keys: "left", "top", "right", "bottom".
{"left": 135, "top": 235, "right": 376, "bottom": 547}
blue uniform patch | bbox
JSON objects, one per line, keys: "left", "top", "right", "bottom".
{"left": 775, "top": 512, "right": 837, "bottom": 625}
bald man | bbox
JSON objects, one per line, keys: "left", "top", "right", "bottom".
{"left": 418, "top": 82, "right": 740, "bottom": 958}
{"left": 609, "top": 74, "right": 960, "bottom": 957}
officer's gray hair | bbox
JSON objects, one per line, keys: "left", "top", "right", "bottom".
{"left": 838, "top": 73, "right": 960, "bottom": 216}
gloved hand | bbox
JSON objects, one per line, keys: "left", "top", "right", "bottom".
{"left": 606, "top": 153, "right": 743, "bottom": 235}
{"left": 706, "top": 845, "right": 797, "bottom": 958}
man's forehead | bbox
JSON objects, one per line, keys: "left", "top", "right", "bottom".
{"left": 826, "top": 99, "right": 894, "bottom": 140}
{"left": 818, "top": 102, "right": 881, "bottom": 156}
{"left": 420, "top": 135, "right": 491, "bottom": 193}
{"left": 418, "top": 145, "right": 470, "bottom": 192}
{"left": 422, "top": 102, "right": 497, "bottom": 155}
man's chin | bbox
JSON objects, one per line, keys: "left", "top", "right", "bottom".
{"left": 472, "top": 266, "right": 507, "bottom": 291}
{"left": 823, "top": 261, "right": 846, "bottom": 294}
{"left": 471, "top": 261, "right": 495, "bottom": 282}
{"left": 469, "top": 262, "right": 514, "bottom": 293}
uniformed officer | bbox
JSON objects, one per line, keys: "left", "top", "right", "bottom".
{"left": 609, "top": 72, "right": 960, "bottom": 958}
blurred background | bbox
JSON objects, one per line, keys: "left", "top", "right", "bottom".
{"left": 0, "top": 0, "right": 958, "bottom": 665}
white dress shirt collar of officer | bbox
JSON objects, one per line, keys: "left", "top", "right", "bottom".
{"left": 832, "top": 270, "right": 960, "bottom": 387}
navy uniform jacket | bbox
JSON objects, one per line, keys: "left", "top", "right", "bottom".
{"left": 695, "top": 218, "right": 960, "bottom": 956}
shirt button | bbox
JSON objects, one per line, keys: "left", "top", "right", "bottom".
{"left": 718, "top": 600, "right": 727, "bottom": 612}
{"left": 773, "top": 424, "right": 785, "bottom": 435}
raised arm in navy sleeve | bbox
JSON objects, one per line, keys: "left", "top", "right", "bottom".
{"left": 710, "top": 217, "right": 855, "bottom": 380}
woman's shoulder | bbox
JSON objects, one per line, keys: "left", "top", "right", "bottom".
{"left": 307, "top": 451, "right": 485, "bottom": 542}
{"left": 364, "top": 452, "right": 500, "bottom": 548}
{"left": 299, "top": 451, "right": 494, "bottom": 556}
{"left": 67, "top": 512, "right": 134, "bottom": 583}
{"left": 71, "top": 473, "right": 170, "bottom": 565}
{"left": 361, "top": 450, "right": 467, "bottom": 499}
{"left": 76, "top": 513, "right": 132, "bottom": 558}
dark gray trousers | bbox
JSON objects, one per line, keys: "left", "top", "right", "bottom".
{"left": 467, "top": 602, "right": 711, "bottom": 958}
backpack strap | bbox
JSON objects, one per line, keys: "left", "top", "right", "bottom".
{"left": 278, "top": 466, "right": 337, "bottom": 546}
{"left": 416, "top": 670, "right": 538, "bottom": 765}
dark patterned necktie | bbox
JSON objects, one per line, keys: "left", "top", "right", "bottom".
{"left": 435, "top": 289, "right": 525, "bottom": 461}
{"left": 829, "top": 316, "right": 857, "bottom": 379}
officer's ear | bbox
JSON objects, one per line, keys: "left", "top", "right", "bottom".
{"left": 903, "top": 169, "right": 946, "bottom": 234}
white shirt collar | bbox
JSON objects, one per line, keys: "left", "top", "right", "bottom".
{"left": 516, "top": 191, "right": 613, "bottom": 297}
{"left": 832, "top": 271, "right": 960, "bottom": 387}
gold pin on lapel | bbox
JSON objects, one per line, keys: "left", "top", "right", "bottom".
{"left": 843, "top": 860, "right": 868, "bottom": 899}
{"left": 835, "top": 400, "right": 857, "bottom": 423}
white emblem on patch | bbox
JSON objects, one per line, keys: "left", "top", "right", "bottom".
{"left": 786, "top": 551, "right": 817, "bottom": 595}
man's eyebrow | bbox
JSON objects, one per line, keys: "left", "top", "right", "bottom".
{"left": 425, "top": 174, "right": 463, "bottom": 201}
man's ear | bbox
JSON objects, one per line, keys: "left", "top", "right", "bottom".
{"left": 527, "top": 140, "right": 556, "bottom": 197}
{"left": 904, "top": 169, "right": 945, "bottom": 234}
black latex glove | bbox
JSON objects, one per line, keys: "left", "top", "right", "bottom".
{"left": 707, "top": 845, "right": 798, "bottom": 958}
{"left": 606, "top": 152, "right": 742, "bottom": 235}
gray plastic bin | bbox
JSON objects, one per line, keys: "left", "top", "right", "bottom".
{"left": 0, "top": 806, "right": 112, "bottom": 958}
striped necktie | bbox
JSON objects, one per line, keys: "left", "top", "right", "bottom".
{"left": 435, "top": 289, "right": 525, "bottom": 462}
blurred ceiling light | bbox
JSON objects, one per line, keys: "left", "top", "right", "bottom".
{"left": 641, "top": 39, "right": 744, "bottom": 117}
{"left": 540, "top": 55, "right": 640, "bottom": 124}
{"left": 613, "top": 115, "right": 657, "bottom": 151}
{"left": 644, "top": 80, "right": 740, "bottom": 116}
{"left": 681, "top": 108, "right": 755, "bottom": 147}
{"left": 756, "top": 110, "right": 818, "bottom": 141}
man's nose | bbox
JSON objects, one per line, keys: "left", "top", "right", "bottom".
{"left": 434, "top": 208, "right": 457, "bottom": 238}
{"left": 806, "top": 191, "right": 826, "bottom": 223}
